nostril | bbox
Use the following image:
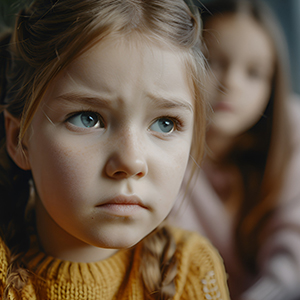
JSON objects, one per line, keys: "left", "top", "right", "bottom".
{"left": 115, "top": 171, "right": 123, "bottom": 175}
{"left": 112, "top": 171, "right": 144, "bottom": 179}
{"left": 113, "top": 171, "right": 127, "bottom": 179}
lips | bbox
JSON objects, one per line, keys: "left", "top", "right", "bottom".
{"left": 213, "top": 101, "right": 233, "bottom": 112}
{"left": 99, "top": 195, "right": 146, "bottom": 207}
{"left": 96, "top": 195, "right": 148, "bottom": 216}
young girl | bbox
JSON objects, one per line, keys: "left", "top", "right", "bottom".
{"left": 0, "top": 0, "right": 230, "bottom": 299}
{"left": 171, "top": 0, "right": 300, "bottom": 299}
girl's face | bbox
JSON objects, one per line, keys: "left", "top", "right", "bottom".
{"left": 23, "top": 37, "right": 194, "bottom": 262}
{"left": 204, "top": 13, "right": 275, "bottom": 138}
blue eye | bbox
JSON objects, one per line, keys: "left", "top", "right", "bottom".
{"left": 150, "top": 118, "right": 175, "bottom": 134}
{"left": 68, "top": 112, "right": 104, "bottom": 128}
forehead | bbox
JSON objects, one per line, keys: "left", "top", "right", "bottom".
{"left": 76, "top": 36, "right": 187, "bottom": 86}
{"left": 204, "top": 13, "right": 275, "bottom": 65}
{"left": 42, "top": 34, "right": 194, "bottom": 110}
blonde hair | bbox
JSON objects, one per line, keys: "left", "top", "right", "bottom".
{"left": 0, "top": 0, "right": 207, "bottom": 298}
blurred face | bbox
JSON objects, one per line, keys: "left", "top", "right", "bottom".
{"left": 24, "top": 36, "right": 194, "bottom": 262}
{"left": 204, "top": 13, "right": 275, "bottom": 138}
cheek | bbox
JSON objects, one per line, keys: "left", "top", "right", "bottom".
{"left": 151, "top": 140, "right": 191, "bottom": 200}
{"left": 211, "top": 81, "right": 271, "bottom": 136}
{"left": 239, "top": 82, "right": 271, "bottom": 124}
{"left": 28, "top": 130, "right": 101, "bottom": 202}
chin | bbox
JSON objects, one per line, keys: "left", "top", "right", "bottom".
{"left": 92, "top": 230, "right": 148, "bottom": 250}
{"left": 98, "top": 239, "right": 142, "bottom": 250}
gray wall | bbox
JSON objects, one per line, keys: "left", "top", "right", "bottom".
{"left": 264, "top": 0, "right": 300, "bottom": 94}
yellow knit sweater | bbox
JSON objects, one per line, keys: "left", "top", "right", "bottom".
{"left": 0, "top": 228, "right": 230, "bottom": 299}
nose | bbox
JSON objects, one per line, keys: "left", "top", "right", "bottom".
{"left": 219, "top": 65, "right": 242, "bottom": 92}
{"left": 105, "top": 132, "right": 148, "bottom": 180}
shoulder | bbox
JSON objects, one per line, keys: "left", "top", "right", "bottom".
{"left": 171, "top": 227, "right": 226, "bottom": 275}
{"left": 170, "top": 227, "right": 230, "bottom": 300}
{"left": 171, "top": 226, "right": 219, "bottom": 257}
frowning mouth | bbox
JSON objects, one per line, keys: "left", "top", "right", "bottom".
{"left": 96, "top": 195, "right": 147, "bottom": 216}
{"left": 213, "top": 102, "right": 233, "bottom": 112}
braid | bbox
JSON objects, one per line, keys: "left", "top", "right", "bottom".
{"left": 3, "top": 256, "right": 32, "bottom": 299}
{"left": 140, "top": 225, "right": 177, "bottom": 300}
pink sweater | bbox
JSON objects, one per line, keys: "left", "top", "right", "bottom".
{"left": 170, "top": 99, "right": 300, "bottom": 300}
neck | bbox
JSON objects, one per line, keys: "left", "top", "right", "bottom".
{"left": 35, "top": 195, "right": 118, "bottom": 263}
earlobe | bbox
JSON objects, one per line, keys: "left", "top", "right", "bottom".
{"left": 4, "top": 110, "right": 31, "bottom": 170}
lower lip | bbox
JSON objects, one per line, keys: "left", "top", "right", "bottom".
{"left": 98, "top": 203, "right": 145, "bottom": 216}
{"left": 213, "top": 102, "right": 232, "bottom": 112}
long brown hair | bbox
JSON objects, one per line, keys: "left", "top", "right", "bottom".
{"left": 0, "top": 0, "right": 207, "bottom": 298}
{"left": 201, "top": 0, "right": 292, "bottom": 273}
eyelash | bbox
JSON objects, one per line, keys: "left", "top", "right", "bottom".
{"left": 151, "top": 115, "right": 184, "bottom": 132}
{"left": 65, "top": 111, "right": 185, "bottom": 132}
{"left": 65, "top": 110, "right": 105, "bottom": 128}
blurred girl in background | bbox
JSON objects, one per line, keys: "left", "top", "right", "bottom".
{"left": 172, "top": 0, "right": 300, "bottom": 299}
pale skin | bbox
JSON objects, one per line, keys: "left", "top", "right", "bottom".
{"left": 5, "top": 36, "right": 195, "bottom": 262}
{"left": 204, "top": 13, "right": 275, "bottom": 159}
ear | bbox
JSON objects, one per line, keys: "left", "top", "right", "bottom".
{"left": 4, "top": 110, "right": 31, "bottom": 170}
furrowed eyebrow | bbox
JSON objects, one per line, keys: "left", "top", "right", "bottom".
{"left": 53, "top": 93, "right": 111, "bottom": 108}
{"left": 53, "top": 92, "right": 194, "bottom": 113}
{"left": 147, "top": 93, "right": 194, "bottom": 113}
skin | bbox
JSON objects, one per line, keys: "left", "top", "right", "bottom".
{"left": 16, "top": 36, "right": 194, "bottom": 262}
{"left": 204, "top": 13, "right": 275, "bottom": 157}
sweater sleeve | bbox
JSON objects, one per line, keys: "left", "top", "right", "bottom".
{"left": 196, "top": 237, "right": 230, "bottom": 300}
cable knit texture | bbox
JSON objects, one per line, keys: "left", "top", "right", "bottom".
{"left": 0, "top": 227, "right": 230, "bottom": 299}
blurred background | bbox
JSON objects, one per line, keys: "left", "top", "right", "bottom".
{"left": 0, "top": 0, "right": 300, "bottom": 94}
{"left": 200, "top": 0, "right": 300, "bottom": 95}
